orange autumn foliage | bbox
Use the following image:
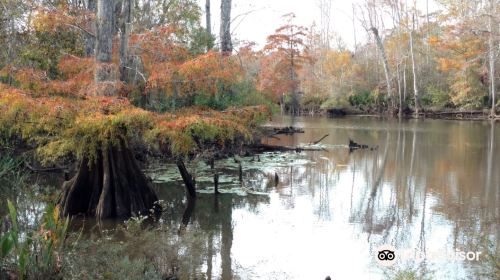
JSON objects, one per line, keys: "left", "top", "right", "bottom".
{"left": 178, "top": 51, "right": 242, "bottom": 96}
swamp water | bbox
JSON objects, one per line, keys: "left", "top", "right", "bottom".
{"left": 2, "top": 116, "right": 499, "bottom": 279}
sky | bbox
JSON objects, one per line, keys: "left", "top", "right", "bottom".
{"left": 198, "top": 0, "right": 440, "bottom": 50}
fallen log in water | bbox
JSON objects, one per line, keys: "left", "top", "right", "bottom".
{"left": 310, "top": 134, "right": 329, "bottom": 145}
{"left": 262, "top": 126, "right": 305, "bottom": 136}
{"left": 348, "top": 139, "right": 377, "bottom": 152}
{"left": 250, "top": 143, "right": 325, "bottom": 153}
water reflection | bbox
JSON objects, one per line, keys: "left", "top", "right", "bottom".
{"left": 186, "top": 116, "right": 498, "bottom": 279}
{"left": 147, "top": 117, "right": 498, "bottom": 279}
{"left": 2, "top": 116, "right": 498, "bottom": 279}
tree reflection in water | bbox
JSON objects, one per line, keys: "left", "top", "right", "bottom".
{"left": 2, "top": 116, "right": 498, "bottom": 279}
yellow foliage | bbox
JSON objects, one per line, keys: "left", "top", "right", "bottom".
{"left": 0, "top": 85, "right": 269, "bottom": 163}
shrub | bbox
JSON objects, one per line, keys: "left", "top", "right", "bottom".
{"left": 348, "top": 90, "right": 375, "bottom": 108}
{"left": 421, "top": 85, "right": 451, "bottom": 109}
{"left": 320, "top": 96, "right": 351, "bottom": 110}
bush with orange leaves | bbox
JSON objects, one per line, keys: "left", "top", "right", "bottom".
{"left": 0, "top": 81, "right": 269, "bottom": 165}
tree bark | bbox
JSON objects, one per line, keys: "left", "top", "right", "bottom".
{"left": 397, "top": 62, "right": 402, "bottom": 117}
{"left": 119, "top": 0, "right": 132, "bottom": 82}
{"left": 95, "top": 0, "right": 115, "bottom": 87}
{"left": 370, "top": 27, "right": 394, "bottom": 110}
{"left": 220, "top": 0, "right": 232, "bottom": 54}
{"left": 177, "top": 159, "right": 197, "bottom": 204}
{"left": 96, "top": 0, "right": 113, "bottom": 66}
{"left": 206, "top": 0, "right": 212, "bottom": 36}
{"left": 206, "top": 0, "right": 213, "bottom": 50}
{"left": 59, "top": 145, "right": 160, "bottom": 219}
{"left": 410, "top": 13, "right": 421, "bottom": 115}
{"left": 489, "top": 0, "right": 496, "bottom": 117}
{"left": 85, "top": 0, "right": 96, "bottom": 57}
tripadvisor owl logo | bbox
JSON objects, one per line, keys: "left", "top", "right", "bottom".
{"left": 375, "top": 245, "right": 397, "bottom": 267}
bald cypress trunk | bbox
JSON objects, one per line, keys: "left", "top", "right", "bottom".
{"left": 59, "top": 0, "right": 160, "bottom": 219}
{"left": 59, "top": 144, "right": 160, "bottom": 219}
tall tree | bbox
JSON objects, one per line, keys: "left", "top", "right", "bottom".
{"left": 409, "top": 10, "right": 421, "bottom": 115}
{"left": 260, "top": 13, "right": 309, "bottom": 115}
{"left": 220, "top": 0, "right": 232, "bottom": 53}
{"left": 360, "top": 1, "right": 395, "bottom": 111}
{"left": 488, "top": 0, "right": 496, "bottom": 117}
{"left": 59, "top": 0, "right": 160, "bottom": 219}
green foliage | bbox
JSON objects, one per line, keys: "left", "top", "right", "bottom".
{"left": 348, "top": 90, "right": 376, "bottom": 108}
{"left": 1, "top": 200, "right": 69, "bottom": 280}
{"left": 191, "top": 80, "right": 276, "bottom": 111}
{"left": 421, "top": 85, "right": 452, "bottom": 109}
{"left": 301, "top": 94, "right": 328, "bottom": 113}
{"left": 21, "top": 29, "right": 84, "bottom": 79}
{"left": 39, "top": 107, "right": 154, "bottom": 164}
{"left": 123, "top": 215, "right": 149, "bottom": 236}
{"left": 189, "top": 28, "right": 216, "bottom": 55}
{"left": 320, "top": 96, "right": 350, "bottom": 110}
{"left": 0, "top": 152, "right": 23, "bottom": 178}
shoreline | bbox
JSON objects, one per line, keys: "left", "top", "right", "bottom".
{"left": 305, "top": 108, "right": 500, "bottom": 121}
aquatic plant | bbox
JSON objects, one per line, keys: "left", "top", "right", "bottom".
{"left": 0, "top": 200, "right": 69, "bottom": 280}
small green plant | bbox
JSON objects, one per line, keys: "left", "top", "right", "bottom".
{"left": 123, "top": 215, "right": 148, "bottom": 235}
{"left": 0, "top": 153, "right": 23, "bottom": 178}
{"left": 1, "top": 200, "right": 69, "bottom": 280}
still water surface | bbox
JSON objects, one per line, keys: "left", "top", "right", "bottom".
{"left": 3, "top": 116, "right": 498, "bottom": 279}
{"left": 152, "top": 116, "right": 499, "bottom": 279}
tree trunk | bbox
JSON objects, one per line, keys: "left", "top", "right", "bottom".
{"left": 85, "top": 0, "right": 96, "bottom": 57}
{"left": 397, "top": 62, "right": 402, "bottom": 117}
{"left": 119, "top": 0, "right": 132, "bottom": 82}
{"left": 59, "top": 0, "right": 161, "bottom": 219}
{"left": 96, "top": 0, "right": 113, "bottom": 67}
{"left": 206, "top": 0, "right": 212, "bottom": 43}
{"left": 95, "top": 0, "right": 115, "bottom": 88}
{"left": 410, "top": 13, "right": 421, "bottom": 116}
{"left": 59, "top": 144, "right": 160, "bottom": 219}
{"left": 220, "top": 0, "right": 232, "bottom": 54}
{"left": 177, "top": 159, "right": 197, "bottom": 204}
{"left": 489, "top": 0, "right": 496, "bottom": 117}
{"left": 403, "top": 61, "right": 407, "bottom": 106}
{"left": 370, "top": 27, "right": 394, "bottom": 110}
